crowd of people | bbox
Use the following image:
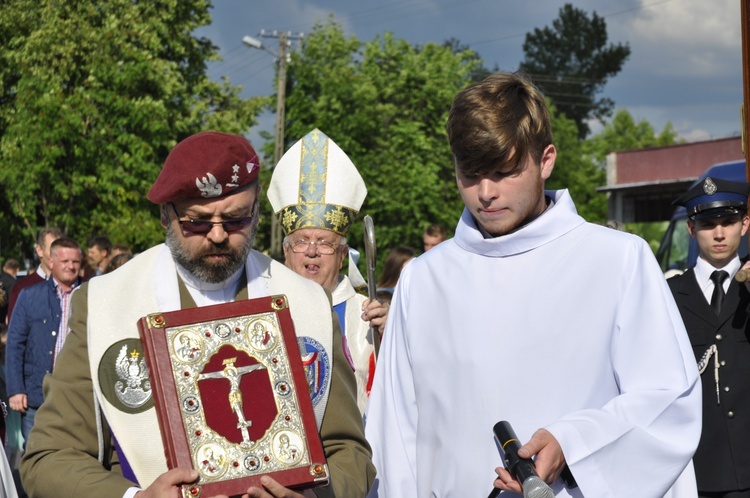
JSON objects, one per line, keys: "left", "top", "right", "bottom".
{"left": 0, "top": 233, "right": 133, "bottom": 497}
{"left": 0, "top": 71, "right": 744, "bottom": 498}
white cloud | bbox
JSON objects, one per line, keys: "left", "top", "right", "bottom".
{"left": 680, "top": 128, "right": 713, "bottom": 142}
{"left": 628, "top": 0, "right": 741, "bottom": 75}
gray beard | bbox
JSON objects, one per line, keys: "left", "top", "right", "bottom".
{"left": 165, "top": 224, "right": 254, "bottom": 284}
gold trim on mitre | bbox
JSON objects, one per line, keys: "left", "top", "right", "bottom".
{"left": 268, "top": 129, "right": 366, "bottom": 237}
{"left": 278, "top": 203, "right": 359, "bottom": 237}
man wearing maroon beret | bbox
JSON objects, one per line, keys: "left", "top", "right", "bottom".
{"left": 21, "top": 132, "right": 375, "bottom": 498}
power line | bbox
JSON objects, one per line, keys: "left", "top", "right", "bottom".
{"left": 339, "top": 0, "right": 490, "bottom": 28}
{"left": 466, "top": 0, "right": 678, "bottom": 48}
{"left": 213, "top": 0, "right": 677, "bottom": 88}
{"left": 602, "top": 0, "right": 676, "bottom": 18}
{"left": 216, "top": 52, "right": 270, "bottom": 81}
{"left": 233, "top": 60, "right": 278, "bottom": 91}
{"left": 212, "top": 0, "right": 680, "bottom": 125}
{"left": 247, "top": 0, "right": 492, "bottom": 37}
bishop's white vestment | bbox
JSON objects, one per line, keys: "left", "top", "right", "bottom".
{"left": 365, "top": 190, "right": 701, "bottom": 497}
{"left": 332, "top": 275, "right": 376, "bottom": 415}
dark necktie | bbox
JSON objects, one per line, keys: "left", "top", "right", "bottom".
{"left": 710, "top": 270, "right": 729, "bottom": 315}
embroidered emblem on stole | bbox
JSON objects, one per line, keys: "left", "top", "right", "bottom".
{"left": 99, "top": 339, "right": 154, "bottom": 413}
{"left": 297, "top": 336, "right": 330, "bottom": 407}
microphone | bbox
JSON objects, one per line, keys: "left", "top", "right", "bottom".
{"left": 735, "top": 269, "right": 750, "bottom": 282}
{"left": 493, "top": 421, "right": 555, "bottom": 498}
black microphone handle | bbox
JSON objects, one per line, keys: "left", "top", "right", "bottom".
{"left": 493, "top": 421, "right": 540, "bottom": 484}
{"left": 494, "top": 421, "right": 578, "bottom": 489}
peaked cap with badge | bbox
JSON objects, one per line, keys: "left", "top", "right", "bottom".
{"left": 673, "top": 176, "right": 750, "bottom": 221}
{"left": 148, "top": 131, "right": 260, "bottom": 204}
{"left": 268, "top": 129, "right": 367, "bottom": 237}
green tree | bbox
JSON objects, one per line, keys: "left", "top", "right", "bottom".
{"left": 443, "top": 37, "right": 494, "bottom": 84}
{"left": 0, "top": 0, "right": 262, "bottom": 260}
{"left": 278, "top": 19, "right": 481, "bottom": 267}
{"left": 585, "top": 108, "right": 682, "bottom": 163}
{"left": 547, "top": 102, "right": 607, "bottom": 222}
{"left": 521, "top": 4, "right": 630, "bottom": 138}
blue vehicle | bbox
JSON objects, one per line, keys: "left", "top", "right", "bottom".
{"left": 656, "top": 159, "right": 748, "bottom": 274}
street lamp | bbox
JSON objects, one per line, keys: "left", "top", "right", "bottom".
{"left": 241, "top": 35, "right": 263, "bottom": 51}
{"left": 242, "top": 31, "right": 299, "bottom": 260}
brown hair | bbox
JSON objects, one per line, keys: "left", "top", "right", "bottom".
{"left": 378, "top": 246, "right": 416, "bottom": 288}
{"left": 105, "top": 253, "right": 134, "bottom": 273}
{"left": 36, "top": 227, "right": 63, "bottom": 248}
{"left": 50, "top": 236, "right": 81, "bottom": 253}
{"left": 2, "top": 259, "right": 19, "bottom": 271}
{"left": 87, "top": 235, "right": 112, "bottom": 253}
{"left": 446, "top": 72, "right": 552, "bottom": 176}
{"left": 111, "top": 244, "right": 132, "bottom": 256}
{"left": 424, "top": 224, "right": 446, "bottom": 240}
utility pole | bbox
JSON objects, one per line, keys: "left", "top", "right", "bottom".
{"left": 242, "top": 29, "right": 304, "bottom": 260}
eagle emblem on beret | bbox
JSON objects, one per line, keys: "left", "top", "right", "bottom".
{"left": 196, "top": 172, "right": 222, "bottom": 198}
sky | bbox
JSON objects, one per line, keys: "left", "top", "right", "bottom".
{"left": 196, "top": 0, "right": 745, "bottom": 145}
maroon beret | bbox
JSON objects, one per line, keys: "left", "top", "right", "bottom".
{"left": 148, "top": 131, "right": 261, "bottom": 204}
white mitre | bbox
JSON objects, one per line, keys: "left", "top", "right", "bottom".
{"left": 267, "top": 128, "right": 367, "bottom": 237}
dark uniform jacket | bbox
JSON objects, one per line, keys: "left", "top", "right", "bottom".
{"left": 668, "top": 267, "right": 750, "bottom": 492}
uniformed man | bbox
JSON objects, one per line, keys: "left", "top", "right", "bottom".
{"left": 21, "top": 132, "right": 374, "bottom": 498}
{"left": 669, "top": 176, "right": 750, "bottom": 498}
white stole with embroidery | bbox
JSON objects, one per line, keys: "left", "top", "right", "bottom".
{"left": 87, "top": 244, "right": 334, "bottom": 488}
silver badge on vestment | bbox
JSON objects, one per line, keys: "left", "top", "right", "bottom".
{"left": 703, "top": 177, "right": 718, "bottom": 195}
{"left": 114, "top": 345, "right": 152, "bottom": 408}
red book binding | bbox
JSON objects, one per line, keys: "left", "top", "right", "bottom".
{"left": 138, "top": 295, "right": 329, "bottom": 498}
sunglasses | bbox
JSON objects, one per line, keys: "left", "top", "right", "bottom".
{"left": 170, "top": 202, "right": 255, "bottom": 235}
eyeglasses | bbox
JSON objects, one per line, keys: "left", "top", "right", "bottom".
{"left": 170, "top": 203, "right": 255, "bottom": 235}
{"left": 286, "top": 239, "right": 344, "bottom": 255}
